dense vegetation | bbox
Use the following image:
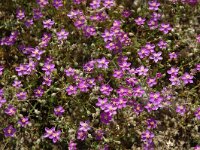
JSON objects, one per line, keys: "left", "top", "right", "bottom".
{"left": 0, "top": 0, "right": 200, "bottom": 149}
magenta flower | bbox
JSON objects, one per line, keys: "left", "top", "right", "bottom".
{"left": 118, "top": 61, "right": 131, "bottom": 71}
{"left": 0, "top": 89, "right": 4, "bottom": 96}
{"left": 34, "top": 87, "right": 44, "bottom": 98}
{"left": 167, "top": 67, "right": 179, "bottom": 76}
{"left": 37, "top": 0, "right": 49, "bottom": 8}
{"left": 122, "top": 10, "right": 132, "bottom": 18}
{"left": 54, "top": 106, "right": 65, "bottom": 116}
{"left": 18, "top": 117, "right": 30, "bottom": 127}
{"left": 49, "top": 130, "right": 61, "bottom": 143}
{"left": 169, "top": 52, "right": 178, "bottom": 60}
{"left": 73, "top": 0, "right": 85, "bottom": 5}
{"left": 149, "top": 92, "right": 163, "bottom": 105}
{"left": 3, "top": 125, "right": 16, "bottom": 137}
{"left": 96, "top": 97, "right": 108, "bottom": 110}
{"left": 104, "top": 103, "right": 117, "bottom": 115}
{"left": 147, "top": 19, "right": 158, "bottom": 29}
{"left": 150, "top": 51, "right": 163, "bottom": 63}
{"left": 44, "top": 127, "right": 61, "bottom": 143}
{"left": 113, "top": 69, "right": 124, "bottom": 79}
{"left": 95, "top": 129, "right": 104, "bottom": 140}
{"left": 33, "top": 8, "right": 43, "bottom": 20}
{"left": 133, "top": 86, "right": 145, "bottom": 97}
{"left": 53, "top": 0, "right": 63, "bottom": 9}
{"left": 5, "top": 105, "right": 17, "bottom": 116}
{"left": 114, "top": 97, "right": 127, "bottom": 109}
{"left": 25, "top": 19, "right": 34, "bottom": 28}
{"left": 117, "top": 87, "right": 129, "bottom": 97}
{"left": 74, "top": 16, "right": 86, "bottom": 29}
{"left": 0, "top": 66, "right": 4, "bottom": 76}
{"left": 195, "top": 107, "right": 200, "bottom": 120}
{"left": 67, "top": 9, "right": 82, "bottom": 19}
{"left": 68, "top": 140, "right": 77, "bottom": 150}
{"left": 66, "top": 85, "right": 77, "bottom": 95}
{"left": 135, "top": 17, "right": 146, "bottom": 26}
{"left": 136, "top": 66, "right": 149, "bottom": 76}
{"left": 83, "top": 25, "right": 96, "bottom": 37}
{"left": 65, "top": 67, "right": 76, "bottom": 77}
{"left": 133, "top": 103, "right": 144, "bottom": 115}
{"left": 42, "top": 62, "right": 55, "bottom": 75}
{"left": 43, "top": 19, "right": 55, "bottom": 29}
{"left": 77, "top": 129, "right": 87, "bottom": 141}
{"left": 79, "top": 121, "right": 91, "bottom": 132}
{"left": 181, "top": 72, "right": 194, "bottom": 84}
{"left": 105, "top": 42, "right": 116, "bottom": 51}
{"left": 44, "top": 127, "right": 55, "bottom": 138}
{"left": 176, "top": 105, "right": 186, "bottom": 116}
{"left": 102, "top": 29, "right": 113, "bottom": 42}
{"left": 16, "top": 9, "right": 25, "bottom": 20}
{"left": 126, "top": 77, "right": 138, "bottom": 86}
{"left": 169, "top": 75, "right": 180, "bottom": 86}
{"left": 138, "top": 47, "right": 150, "bottom": 59}
{"left": 147, "top": 77, "right": 157, "bottom": 87}
{"left": 148, "top": 0, "right": 160, "bottom": 11}
{"left": 16, "top": 91, "right": 27, "bottom": 100}
{"left": 196, "top": 34, "right": 200, "bottom": 43}
{"left": 100, "top": 112, "right": 112, "bottom": 124}
{"left": 147, "top": 118, "right": 157, "bottom": 129}
{"left": 196, "top": 64, "right": 200, "bottom": 71}
{"left": 151, "top": 12, "right": 161, "bottom": 21}
{"left": 31, "top": 48, "right": 44, "bottom": 60}
{"left": 159, "top": 23, "right": 172, "bottom": 34}
{"left": 78, "top": 80, "right": 89, "bottom": 92}
{"left": 90, "top": 0, "right": 101, "bottom": 9}
{"left": 103, "top": 0, "right": 115, "bottom": 9}
{"left": 100, "top": 84, "right": 113, "bottom": 96}
{"left": 157, "top": 40, "right": 167, "bottom": 49}
{"left": 194, "top": 145, "right": 200, "bottom": 150}
{"left": 87, "top": 78, "right": 96, "bottom": 88}
{"left": 0, "top": 31, "right": 18, "bottom": 46}
{"left": 141, "top": 130, "right": 154, "bottom": 143}
{"left": 0, "top": 97, "right": 6, "bottom": 108}
{"left": 56, "top": 29, "right": 69, "bottom": 41}
{"left": 97, "top": 57, "right": 109, "bottom": 69}
{"left": 15, "top": 64, "right": 29, "bottom": 76}
{"left": 42, "top": 75, "right": 52, "bottom": 86}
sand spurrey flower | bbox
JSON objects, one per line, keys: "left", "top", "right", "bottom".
{"left": 16, "top": 9, "right": 25, "bottom": 20}
{"left": 68, "top": 140, "right": 77, "bottom": 150}
{"left": 159, "top": 23, "right": 172, "bottom": 34}
{"left": 141, "top": 130, "right": 154, "bottom": 143}
{"left": 147, "top": 118, "right": 157, "bottom": 129}
{"left": 37, "top": 0, "right": 49, "bottom": 8}
{"left": 135, "top": 17, "right": 146, "bottom": 26}
{"left": 176, "top": 105, "right": 186, "bottom": 116}
{"left": 43, "top": 19, "right": 55, "bottom": 29}
{"left": 148, "top": 0, "right": 160, "bottom": 11}
{"left": 53, "top": 0, "right": 63, "bottom": 9}
{"left": 5, "top": 105, "right": 17, "bottom": 116}
{"left": 3, "top": 125, "right": 16, "bottom": 137}
{"left": 56, "top": 29, "right": 69, "bottom": 41}
{"left": 54, "top": 106, "right": 65, "bottom": 116}
{"left": 181, "top": 72, "right": 193, "bottom": 84}
{"left": 44, "top": 127, "right": 61, "bottom": 143}
{"left": 0, "top": 97, "right": 6, "bottom": 108}
{"left": 18, "top": 117, "right": 30, "bottom": 127}
{"left": 16, "top": 91, "right": 27, "bottom": 100}
{"left": 0, "top": 66, "right": 4, "bottom": 76}
{"left": 195, "top": 107, "right": 200, "bottom": 120}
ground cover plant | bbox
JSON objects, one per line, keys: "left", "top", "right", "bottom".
{"left": 0, "top": 0, "right": 200, "bottom": 149}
